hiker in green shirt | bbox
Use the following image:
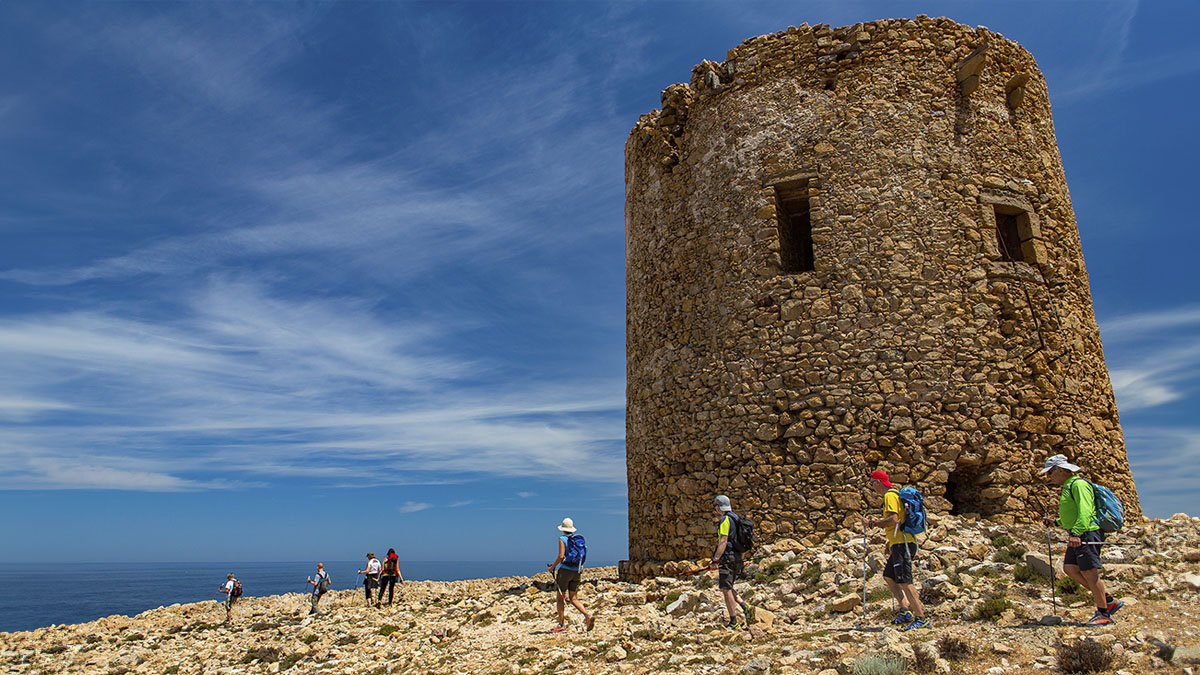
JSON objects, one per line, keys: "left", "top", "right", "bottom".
{"left": 1040, "top": 454, "right": 1122, "bottom": 627}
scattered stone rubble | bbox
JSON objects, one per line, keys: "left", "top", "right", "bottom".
{"left": 3, "top": 513, "right": 1197, "bottom": 674}
{"left": 625, "top": 16, "right": 1139, "bottom": 575}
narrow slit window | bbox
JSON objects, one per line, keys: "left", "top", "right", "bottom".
{"left": 774, "top": 180, "right": 814, "bottom": 273}
{"left": 994, "top": 207, "right": 1025, "bottom": 262}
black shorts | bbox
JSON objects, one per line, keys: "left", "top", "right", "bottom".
{"left": 555, "top": 568, "right": 581, "bottom": 593}
{"left": 717, "top": 554, "right": 743, "bottom": 590}
{"left": 883, "top": 543, "right": 916, "bottom": 585}
{"left": 1063, "top": 530, "right": 1104, "bottom": 571}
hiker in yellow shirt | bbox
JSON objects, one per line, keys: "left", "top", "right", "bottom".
{"left": 864, "top": 470, "right": 928, "bottom": 630}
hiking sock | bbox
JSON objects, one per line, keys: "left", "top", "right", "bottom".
{"left": 1105, "top": 594, "right": 1114, "bottom": 604}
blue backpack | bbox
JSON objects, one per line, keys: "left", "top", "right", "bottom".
{"left": 562, "top": 534, "right": 587, "bottom": 567}
{"left": 891, "top": 487, "right": 927, "bottom": 536}
{"left": 1080, "top": 479, "right": 1125, "bottom": 533}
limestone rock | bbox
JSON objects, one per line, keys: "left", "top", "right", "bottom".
{"left": 829, "top": 594, "right": 860, "bottom": 613}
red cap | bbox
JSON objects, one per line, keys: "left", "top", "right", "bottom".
{"left": 869, "top": 470, "right": 893, "bottom": 487}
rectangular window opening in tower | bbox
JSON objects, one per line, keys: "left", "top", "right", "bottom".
{"left": 774, "top": 179, "right": 814, "bottom": 273}
{"left": 994, "top": 206, "right": 1026, "bottom": 263}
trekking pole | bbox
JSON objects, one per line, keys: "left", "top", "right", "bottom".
{"left": 860, "top": 515, "right": 868, "bottom": 625}
{"left": 1046, "top": 525, "right": 1057, "bottom": 617}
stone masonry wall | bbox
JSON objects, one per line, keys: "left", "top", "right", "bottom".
{"left": 623, "top": 16, "right": 1140, "bottom": 579}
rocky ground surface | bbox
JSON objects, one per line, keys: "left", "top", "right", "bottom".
{"left": 3, "top": 513, "right": 1199, "bottom": 675}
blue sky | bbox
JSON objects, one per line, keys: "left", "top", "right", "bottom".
{"left": 0, "top": 1, "right": 1196, "bottom": 563}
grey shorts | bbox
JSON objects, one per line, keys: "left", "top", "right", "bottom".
{"left": 718, "top": 554, "right": 743, "bottom": 590}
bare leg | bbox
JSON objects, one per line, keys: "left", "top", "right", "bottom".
{"left": 1079, "top": 568, "right": 1108, "bottom": 611}
{"left": 1063, "top": 563, "right": 1087, "bottom": 587}
{"left": 721, "top": 588, "right": 739, "bottom": 621}
{"left": 567, "top": 590, "right": 589, "bottom": 620}
{"left": 884, "top": 577, "right": 909, "bottom": 611}
{"left": 900, "top": 583, "right": 925, "bottom": 618}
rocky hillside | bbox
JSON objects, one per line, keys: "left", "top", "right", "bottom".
{"left": 3, "top": 513, "right": 1198, "bottom": 674}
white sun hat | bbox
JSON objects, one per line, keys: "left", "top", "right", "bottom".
{"left": 557, "top": 517, "right": 576, "bottom": 533}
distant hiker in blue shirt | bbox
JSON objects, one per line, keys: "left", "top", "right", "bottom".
{"left": 546, "top": 517, "right": 594, "bottom": 633}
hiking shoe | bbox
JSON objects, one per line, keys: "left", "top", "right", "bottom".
{"left": 1084, "top": 611, "right": 1114, "bottom": 627}
{"left": 1106, "top": 600, "right": 1124, "bottom": 616}
{"left": 550, "top": 624, "right": 567, "bottom": 633}
{"left": 743, "top": 604, "right": 756, "bottom": 624}
{"left": 585, "top": 614, "right": 595, "bottom": 632}
{"left": 902, "top": 617, "right": 931, "bottom": 631}
{"left": 891, "top": 610, "right": 914, "bottom": 625}
{"left": 725, "top": 620, "right": 744, "bottom": 630}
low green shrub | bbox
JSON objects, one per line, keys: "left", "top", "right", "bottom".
{"left": 1013, "top": 564, "right": 1046, "bottom": 583}
{"left": 991, "top": 534, "right": 1015, "bottom": 548}
{"left": 970, "top": 593, "right": 1011, "bottom": 621}
{"left": 867, "top": 587, "right": 893, "bottom": 603}
{"left": 994, "top": 546, "right": 1027, "bottom": 565}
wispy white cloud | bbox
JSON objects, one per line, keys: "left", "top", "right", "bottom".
{"left": 1101, "top": 306, "right": 1200, "bottom": 411}
{"left": 1048, "top": 1, "right": 1200, "bottom": 103}
{"left": 516, "top": 491, "right": 536, "bottom": 499}
{"left": 448, "top": 500, "right": 472, "bottom": 508}
{"left": 1, "top": 8, "right": 625, "bottom": 289}
{"left": 0, "top": 282, "right": 624, "bottom": 490}
{"left": 398, "top": 501, "right": 432, "bottom": 514}
{"left": 1124, "top": 425, "right": 1200, "bottom": 517}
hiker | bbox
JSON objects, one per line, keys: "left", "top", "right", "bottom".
{"left": 358, "top": 552, "right": 381, "bottom": 605}
{"left": 706, "top": 495, "right": 749, "bottom": 629}
{"left": 378, "top": 548, "right": 403, "bottom": 607}
{"left": 218, "top": 572, "right": 239, "bottom": 624}
{"left": 1041, "top": 454, "right": 1122, "bottom": 626}
{"left": 307, "top": 562, "right": 330, "bottom": 615}
{"left": 864, "top": 470, "right": 929, "bottom": 630}
{"left": 546, "top": 517, "right": 594, "bottom": 633}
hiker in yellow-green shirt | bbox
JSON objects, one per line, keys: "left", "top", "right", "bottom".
{"left": 1040, "top": 454, "right": 1122, "bottom": 627}
{"left": 864, "top": 470, "right": 928, "bottom": 630}
{"left": 706, "top": 495, "right": 749, "bottom": 629}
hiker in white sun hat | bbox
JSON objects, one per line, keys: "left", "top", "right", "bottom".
{"left": 547, "top": 518, "right": 593, "bottom": 633}
{"left": 1040, "top": 453, "right": 1122, "bottom": 627}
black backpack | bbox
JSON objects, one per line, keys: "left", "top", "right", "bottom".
{"left": 317, "top": 573, "right": 331, "bottom": 594}
{"left": 231, "top": 580, "right": 243, "bottom": 598}
{"left": 726, "top": 513, "right": 754, "bottom": 554}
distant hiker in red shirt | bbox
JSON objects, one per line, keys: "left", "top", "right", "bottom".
{"left": 378, "top": 548, "right": 403, "bottom": 606}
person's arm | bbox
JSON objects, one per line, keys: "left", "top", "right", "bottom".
{"left": 548, "top": 538, "right": 565, "bottom": 572}
{"left": 870, "top": 513, "right": 900, "bottom": 529}
{"left": 708, "top": 516, "right": 730, "bottom": 568}
{"left": 709, "top": 534, "right": 728, "bottom": 568}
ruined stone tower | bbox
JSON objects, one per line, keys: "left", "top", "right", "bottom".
{"left": 622, "top": 17, "right": 1140, "bottom": 579}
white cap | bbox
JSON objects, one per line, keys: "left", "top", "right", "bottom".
{"left": 1040, "top": 454, "right": 1081, "bottom": 474}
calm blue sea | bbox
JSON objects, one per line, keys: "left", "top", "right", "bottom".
{"left": 0, "top": 560, "right": 608, "bottom": 633}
